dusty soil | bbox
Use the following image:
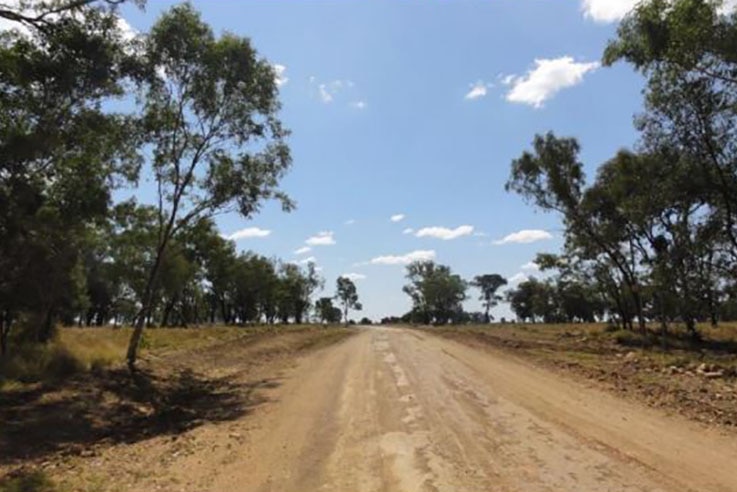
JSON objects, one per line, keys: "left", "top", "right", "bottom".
{"left": 429, "top": 323, "right": 737, "bottom": 429}
{"left": 4, "top": 327, "right": 737, "bottom": 491}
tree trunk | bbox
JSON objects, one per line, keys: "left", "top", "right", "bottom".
{"left": 126, "top": 247, "right": 166, "bottom": 371}
{"left": 0, "top": 310, "right": 10, "bottom": 357}
{"left": 161, "top": 299, "right": 175, "bottom": 327}
{"left": 38, "top": 306, "right": 56, "bottom": 343}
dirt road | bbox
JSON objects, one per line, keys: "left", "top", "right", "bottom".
{"left": 55, "top": 327, "right": 737, "bottom": 491}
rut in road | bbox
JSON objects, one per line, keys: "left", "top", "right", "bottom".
{"left": 201, "top": 327, "right": 737, "bottom": 492}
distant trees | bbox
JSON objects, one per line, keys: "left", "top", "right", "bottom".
{"left": 335, "top": 277, "right": 362, "bottom": 325}
{"left": 315, "top": 297, "right": 342, "bottom": 324}
{"left": 471, "top": 274, "right": 507, "bottom": 323}
{"left": 402, "top": 261, "right": 468, "bottom": 325}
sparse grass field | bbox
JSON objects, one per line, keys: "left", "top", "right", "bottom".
{"left": 425, "top": 322, "right": 737, "bottom": 429}
{"left": 0, "top": 324, "right": 336, "bottom": 389}
{"left": 0, "top": 324, "right": 356, "bottom": 491}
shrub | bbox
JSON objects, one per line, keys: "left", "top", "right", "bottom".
{"left": 0, "top": 343, "right": 82, "bottom": 384}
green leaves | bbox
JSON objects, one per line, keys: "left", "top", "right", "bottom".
{"left": 404, "top": 261, "right": 467, "bottom": 325}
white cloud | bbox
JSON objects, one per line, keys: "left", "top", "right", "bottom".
{"left": 341, "top": 272, "right": 366, "bottom": 281}
{"left": 273, "top": 64, "right": 288, "bottom": 87}
{"left": 508, "top": 272, "right": 530, "bottom": 285}
{"left": 345, "top": 219, "right": 356, "bottom": 225}
{"left": 390, "top": 214, "right": 406, "bottom": 223}
{"left": 370, "top": 250, "right": 436, "bottom": 266}
{"left": 415, "top": 225, "right": 474, "bottom": 241}
{"left": 465, "top": 80, "right": 493, "bottom": 100}
{"left": 306, "top": 231, "right": 336, "bottom": 246}
{"left": 318, "top": 84, "right": 334, "bottom": 103}
{"left": 504, "top": 57, "right": 599, "bottom": 108}
{"left": 499, "top": 74, "right": 516, "bottom": 85}
{"left": 402, "top": 228, "right": 414, "bottom": 235}
{"left": 521, "top": 261, "right": 540, "bottom": 271}
{"left": 225, "top": 227, "right": 271, "bottom": 241}
{"left": 493, "top": 229, "right": 553, "bottom": 245}
{"left": 298, "top": 256, "right": 317, "bottom": 265}
{"left": 294, "top": 246, "right": 312, "bottom": 255}
{"left": 581, "top": 0, "right": 638, "bottom": 22}
{"left": 313, "top": 79, "right": 355, "bottom": 104}
{"left": 473, "top": 232, "right": 489, "bottom": 237}
{"left": 581, "top": 0, "right": 737, "bottom": 23}
{"left": 351, "top": 100, "right": 367, "bottom": 110}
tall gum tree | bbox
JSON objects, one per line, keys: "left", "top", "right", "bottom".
{"left": 126, "top": 4, "right": 292, "bottom": 369}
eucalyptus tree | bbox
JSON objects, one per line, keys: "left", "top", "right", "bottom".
{"left": 471, "top": 274, "right": 507, "bottom": 323}
{"left": 315, "top": 297, "right": 341, "bottom": 324}
{"left": 0, "top": 0, "right": 142, "bottom": 348}
{"left": 336, "top": 276, "right": 362, "bottom": 325}
{"left": 276, "top": 262, "right": 322, "bottom": 324}
{"left": 604, "top": 0, "right": 737, "bottom": 258}
{"left": 506, "top": 133, "right": 648, "bottom": 330}
{"left": 403, "top": 261, "right": 467, "bottom": 325}
{"left": 126, "top": 4, "right": 292, "bottom": 368}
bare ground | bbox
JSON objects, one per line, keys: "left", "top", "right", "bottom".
{"left": 428, "top": 323, "right": 737, "bottom": 429}
{"left": 3, "top": 326, "right": 737, "bottom": 491}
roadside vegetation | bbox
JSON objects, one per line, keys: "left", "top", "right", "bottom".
{"left": 0, "top": 0, "right": 365, "bottom": 389}
{"left": 387, "top": 0, "right": 737, "bottom": 344}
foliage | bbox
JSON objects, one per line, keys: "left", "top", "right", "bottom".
{"left": 403, "top": 261, "right": 467, "bottom": 325}
{"left": 335, "top": 276, "right": 362, "bottom": 325}
{"left": 471, "top": 274, "right": 507, "bottom": 323}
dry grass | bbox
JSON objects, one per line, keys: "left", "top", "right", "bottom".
{"left": 1, "top": 325, "right": 331, "bottom": 388}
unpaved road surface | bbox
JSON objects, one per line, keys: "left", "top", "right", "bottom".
{"left": 50, "top": 327, "right": 737, "bottom": 491}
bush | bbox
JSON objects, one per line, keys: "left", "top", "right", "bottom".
{"left": 0, "top": 343, "right": 83, "bottom": 384}
{"left": 0, "top": 470, "right": 55, "bottom": 492}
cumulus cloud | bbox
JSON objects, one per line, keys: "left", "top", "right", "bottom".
{"left": 318, "top": 84, "right": 334, "bottom": 103}
{"left": 415, "top": 225, "right": 474, "bottom": 241}
{"left": 313, "top": 79, "right": 354, "bottom": 104}
{"left": 305, "top": 231, "right": 336, "bottom": 246}
{"left": 493, "top": 229, "right": 553, "bottom": 245}
{"left": 370, "top": 250, "right": 436, "bottom": 266}
{"left": 402, "top": 228, "right": 414, "bottom": 235}
{"left": 390, "top": 214, "right": 406, "bottom": 223}
{"left": 503, "top": 57, "right": 599, "bottom": 108}
{"left": 351, "top": 100, "right": 367, "bottom": 110}
{"left": 298, "top": 256, "right": 317, "bottom": 265}
{"left": 581, "top": 0, "right": 737, "bottom": 23}
{"left": 464, "top": 80, "right": 493, "bottom": 100}
{"left": 581, "top": 0, "right": 638, "bottom": 22}
{"left": 294, "top": 246, "right": 312, "bottom": 255}
{"left": 521, "top": 261, "right": 540, "bottom": 271}
{"left": 341, "top": 273, "right": 366, "bottom": 281}
{"left": 225, "top": 227, "right": 271, "bottom": 241}
{"left": 508, "top": 272, "right": 530, "bottom": 285}
{"left": 345, "top": 219, "right": 356, "bottom": 225}
{"left": 273, "top": 64, "right": 288, "bottom": 87}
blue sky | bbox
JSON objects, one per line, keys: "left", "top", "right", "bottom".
{"left": 117, "top": 0, "right": 649, "bottom": 321}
